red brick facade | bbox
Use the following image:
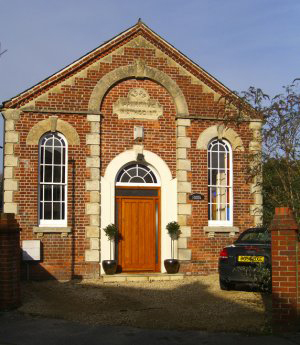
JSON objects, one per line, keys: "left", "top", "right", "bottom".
{"left": 270, "top": 207, "right": 300, "bottom": 331}
{"left": 0, "top": 214, "right": 21, "bottom": 309}
{"left": 2, "top": 22, "right": 259, "bottom": 279}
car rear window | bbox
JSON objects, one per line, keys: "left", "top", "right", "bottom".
{"left": 237, "top": 229, "right": 270, "bottom": 243}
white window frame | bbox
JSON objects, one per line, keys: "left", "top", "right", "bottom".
{"left": 208, "top": 138, "right": 233, "bottom": 226}
{"left": 38, "top": 132, "right": 68, "bottom": 227}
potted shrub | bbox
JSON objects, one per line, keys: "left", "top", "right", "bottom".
{"left": 164, "top": 221, "right": 182, "bottom": 274}
{"left": 102, "top": 223, "right": 118, "bottom": 275}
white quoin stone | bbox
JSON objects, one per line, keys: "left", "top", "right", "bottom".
{"left": 177, "top": 137, "right": 191, "bottom": 148}
{"left": 86, "top": 180, "right": 100, "bottom": 191}
{"left": 85, "top": 250, "right": 100, "bottom": 262}
{"left": 178, "top": 182, "right": 191, "bottom": 193}
{"left": 177, "top": 159, "right": 191, "bottom": 171}
{"left": 177, "top": 119, "right": 191, "bottom": 127}
{"left": 86, "top": 226, "right": 100, "bottom": 238}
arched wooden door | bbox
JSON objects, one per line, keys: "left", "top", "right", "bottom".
{"left": 115, "top": 164, "right": 161, "bottom": 272}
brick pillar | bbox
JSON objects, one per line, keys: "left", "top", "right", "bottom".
{"left": 0, "top": 213, "right": 21, "bottom": 310}
{"left": 270, "top": 207, "right": 300, "bottom": 331}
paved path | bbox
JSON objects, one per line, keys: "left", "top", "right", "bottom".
{"left": 1, "top": 311, "right": 300, "bottom": 345}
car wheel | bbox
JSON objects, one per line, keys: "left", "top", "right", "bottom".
{"left": 219, "top": 278, "right": 232, "bottom": 291}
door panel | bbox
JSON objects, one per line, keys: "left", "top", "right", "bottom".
{"left": 119, "top": 197, "right": 156, "bottom": 271}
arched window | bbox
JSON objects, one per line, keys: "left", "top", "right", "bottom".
{"left": 38, "top": 133, "right": 68, "bottom": 226}
{"left": 116, "top": 163, "right": 159, "bottom": 186}
{"left": 208, "top": 139, "right": 233, "bottom": 226}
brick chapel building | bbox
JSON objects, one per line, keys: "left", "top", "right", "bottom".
{"left": 1, "top": 21, "right": 262, "bottom": 280}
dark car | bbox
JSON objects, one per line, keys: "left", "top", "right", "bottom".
{"left": 218, "top": 227, "right": 271, "bottom": 290}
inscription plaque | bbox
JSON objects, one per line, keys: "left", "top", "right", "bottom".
{"left": 113, "top": 88, "right": 163, "bottom": 120}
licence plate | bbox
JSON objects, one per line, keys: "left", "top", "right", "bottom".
{"left": 238, "top": 256, "right": 264, "bottom": 263}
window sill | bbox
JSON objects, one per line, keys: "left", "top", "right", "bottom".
{"left": 204, "top": 226, "right": 239, "bottom": 237}
{"left": 33, "top": 226, "right": 72, "bottom": 233}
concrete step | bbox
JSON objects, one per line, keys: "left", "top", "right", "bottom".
{"left": 102, "top": 273, "right": 185, "bottom": 283}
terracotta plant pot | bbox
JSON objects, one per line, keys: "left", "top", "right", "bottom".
{"left": 102, "top": 260, "right": 117, "bottom": 275}
{"left": 164, "top": 259, "right": 180, "bottom": 274}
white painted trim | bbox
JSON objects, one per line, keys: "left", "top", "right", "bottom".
{"left": 101, "top": 149, "right": 176, "bottom": 274}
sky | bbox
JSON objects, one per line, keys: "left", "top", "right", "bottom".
{"left": 0, "top": 0, "right": 299, "bottom": 170}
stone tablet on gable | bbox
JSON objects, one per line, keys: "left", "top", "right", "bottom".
{"left": 113, "top": 88, "right": 163, "bottom": 120}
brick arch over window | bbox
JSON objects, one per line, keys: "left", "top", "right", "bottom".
{"left": 26, "top": 118, "right": 80, "bottom": 145}
{"left": 196, "top": 125, "right": 244, "bottom": 151}
{"left": 88, "top": 59, "right": 189, "bottom": 116}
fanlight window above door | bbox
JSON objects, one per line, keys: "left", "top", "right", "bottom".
{"left": 116, "top": 163, "right": 159, "bottom": 185}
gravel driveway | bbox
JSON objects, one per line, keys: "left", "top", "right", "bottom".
{"left": 18, "top": 274, "right": 271, "bottom": 334}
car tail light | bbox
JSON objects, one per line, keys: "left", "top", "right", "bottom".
{"left": 219, "top": 248, "right": 228, "bottom": 259}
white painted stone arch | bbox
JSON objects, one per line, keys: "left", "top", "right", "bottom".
{"left": 101, "top": 149, "right": 177, "bottom": 274}
{"left": 196, "top": 125, "right": 245, "bottom": 151}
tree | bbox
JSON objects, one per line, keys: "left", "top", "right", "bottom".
{"left": 0, "top": 42, "right": 7, "bottom": 58}
{"left": 221, "top": 80, "right": 300, "bottom": 225}
{"left": 0, "top": 172, "right": 3, "bottom": 212}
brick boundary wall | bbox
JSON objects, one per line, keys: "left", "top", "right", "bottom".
{"left": 0, "top": 213, "right": 21, "bottom": 310}
{"left": 270, "top": 207, "right": 300, "bottom": 331}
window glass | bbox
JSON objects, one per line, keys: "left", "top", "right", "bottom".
{"left": 39, "top": 133, "right": 67, "bottom": 226}
{"left": 208, "top": 139, "right": 232, "bottom": 224}
{"left": 116, "top": 163, "right": 158, "bottom": 184}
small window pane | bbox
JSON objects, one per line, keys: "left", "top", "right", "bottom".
{"left": 39, "top": 185, "right": 43, "bottom": 201}
{"left": 150, "top": 172, "right": 157, "bottom": 183}
{"left": 44, "top": 185, "right": 52, "bottom": 201}
{"left": 53, "top": 166, "right": 61, "bottom": 182}
{"left": 144, "top": 174, "right": 153, "bottom": 183}
{"left": 211, "top": 143, "right": 218, "bottom": 152}
{"left": 39, "top": 202, "right": 43, "bottom": 220}
{"left": 44, "top": 166, "right": 52, "bottom": 182}
{"left": 45, "top": 138, "right": 53, "bottom": 146}
{"left": 54, "top": 147, "right": 62, "bottom": 164}
{"left": 53, "top": 203, "right": 61, "bottom": 220}
{"left": 53, "top": 138, "right": 61, "bottom": 147}
{"left": 61, "top": 186, "right": 65, "bottom": 201}
{"left": 40, "top": 149, "right": 44, "bottom": 164}
{"left": 53, "top": 185, "right": 61, "bottom": 201}
{"left": 218, "top": 203, "right": 227, "bottom": 221}
{"left": 44, "top": 202, "right": 52, "bottom": 219}
{"left": 211, "top": 203, "right": 217, "bottom": 220}
{"left": 62, "top": 148, "right": 66, "bottom": 164}
{"left": 45, "top": 147, "right": 53, "bottom": 164}
{"left": 210, "top": 187, "right": 217, "bottom": 204}
{"left": 131, "top": 176, "right": 144, "bottom": 183}
{"left": 120, "top": 173, "right": 130, "bottom": 183}
{"left": 137, "top": 168, "right": 144, "bottom": 177}
{"left": 62, "top": 203, "right": 65, "bottom": 219}
{"left": 127, "top": 168, "right": 136, "bottom": 177}
{"left": 219, "top": 152, "right": 225, "bottom": 169}
{"left": 211, "top": 152, "right": 218, "bottom": 168}
{"left": 40, "top": 166, "right": 44, "bottom": 182}
{"left": 211, "top": 170, "right": 218, "bottom": 186}
{"left": 218, "top": 172, "right": 227, "bottom": 186}
{"left": 62, "top": 166, "right": 66, "bottom": 183}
